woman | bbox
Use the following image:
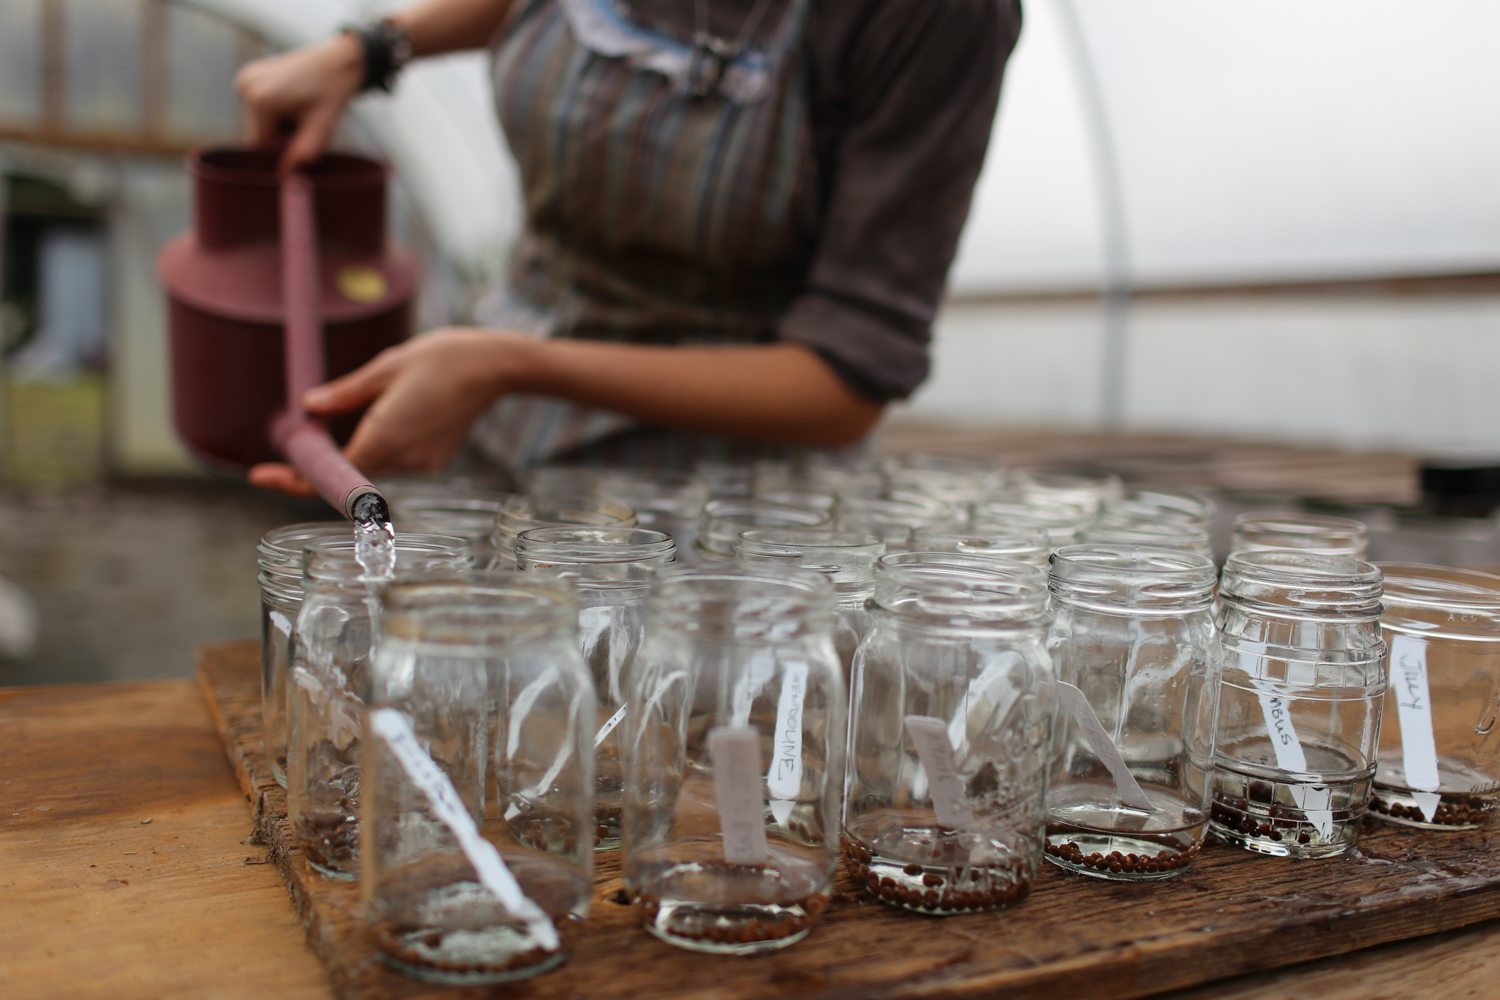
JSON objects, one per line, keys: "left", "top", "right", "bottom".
{"left": 239, "top": 0, "right": 1022, "bottom": 492}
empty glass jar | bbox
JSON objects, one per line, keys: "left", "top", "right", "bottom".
{"left": 970, "top": 496, "right": 1094, "bottom": 549}
{"left": 287, "top": 534, "right": 472, "bottom": 879}
{"left": 1045, "top": 545, "right": 1220, "bottom": 880}
{"left": 258, "top": 521, "right": 350, "bottom": 788}
{"left": 1231, "top": 512, "right": 1370, "bottom": 558}
{"left": 845, "top": 554, "right": 1053, "bottom": 912}
{"left": 387, "top": 491, "right": 511, "bottom": 568}
{"left": 907, "top": 525, "right": 1050, "bottom": 566}
{"left": 1210, "top": 552, "right": 1386, "bottom": 858}
{"left": 622, "top": 564, "right": 845, "bottom": 954}
{"left": 833, "top": 493, "right": 957, "bottom": 552}
{"left": 362, "top": 574, "right": 594, "bottom": 984}
{"left": 514, "top": 526, "right": 677, "bottom": 849}
{"left": 1372, "top": 564, "right": 1500, "bottom": 829}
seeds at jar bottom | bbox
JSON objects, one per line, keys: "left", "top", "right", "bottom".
{"left": 1041, "top": 819, "right": 1201, "bottom": 881}
{"left": 1369, "top": 791, "right": 1495, "bottom": 829}
{"left": 840, "top": 834, "right": 1033, "bottom": 913}
{"left": 1208, "top": 783, "right": 1361, "bottom": 856}
{"left": 296, "top": 809, "right": 359, "bottom": 876}
{"left": 629, "top": 855, "right": 833, "bottom": 953}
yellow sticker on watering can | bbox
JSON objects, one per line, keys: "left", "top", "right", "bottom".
{"left": 337, "top": 266, "right": 387, "bottom": 304}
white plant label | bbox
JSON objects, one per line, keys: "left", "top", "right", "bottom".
{"left": 905, "top": 715, "right": 975, "bottom": 829}
{"left": 1056, "top": 682, "right": 1155, "bottom": 812}
{"left": 708, "top": 726, "right": 769, "bottom": 865}
{"left": 593, "top": 702, "right": 629, "bottom": 749}
{"left": 369, "top": 708, "right": 559, "bottom": 951}
{"left": 268, "top": 609, "right": 292, "bottom": 636}
{"left": 1389, "top": 634, "right": 1442, "bottom": 822}
{"left": 766, "top": 664, "right": 808, "bottom": 827}
{"left": 1254, "top": 689, "right": 1335, "bottom": 838}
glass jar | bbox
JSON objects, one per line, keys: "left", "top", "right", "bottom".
{"left": 1371, "top": 564, "right": 1500, "bottom": 829}
{"left": 362, "top": 574, "right": 594, "bottom": 984}
{"left": 845, "top": 554, "right": 1053, "bottom": 912}
{"left": 622, "top": 565, "right": 845, "bottom": 954}
{"left": 287, "top": 534, "right": 472, "bottom": 880}
{"left": 734, "top": 528, "right": 884, "bottom": 677}
{"left": 1210, "top": 551, "right": 1386, "bottom": 858}
{"left": 695, "top": 497, "right": 830, "bottom": 562}
{"left": 514, "top": 526, "right": 677, "bottom": 850}
{"left": 387, "top": 491, "right": 511, "bottom": 568}
{"left": 833, "top": 493, "right": 957, "bottom": 552}
{"left": 909, "top": 526, "right": 1051, "bottom": 567}
{"left": 1099, "top": 487, "right": 1214, "bottom": 530}
{"left": 258, "top": 521, "right": 350, "bottom": 788}
{"left": 488, "top": 494, "right": 637, "bottom": 568}
{"left": 1231, "top": 513, "right": 1370, "bottom": 558}
{"left": 1045, "top": 545, "right": 1219, "bottom": 879}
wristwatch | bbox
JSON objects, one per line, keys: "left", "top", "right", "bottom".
{"left": 343, "top": 19, "right": 413, "bottom": 93}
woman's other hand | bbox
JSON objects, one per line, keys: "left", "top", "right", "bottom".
{"left": 235, "top": 34, "right": 365, "bottom": 173}
{"left": 248, "top": 329, "right": 523, "bottom": 497}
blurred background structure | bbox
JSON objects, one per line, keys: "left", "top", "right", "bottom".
{"left": 1, "top": 0, "right": 1497, "bottom": 683}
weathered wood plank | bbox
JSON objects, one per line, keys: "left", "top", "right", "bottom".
{"left": 198, "top": 639, "right": 1500, "bottom": 1000}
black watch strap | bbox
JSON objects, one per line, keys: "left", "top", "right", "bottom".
{"left": 344, "top": 19, "right": 413, "bottom": 93}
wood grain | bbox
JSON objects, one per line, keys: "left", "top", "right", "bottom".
{"left": 0, "top": 679, "right": 327, "bottom": 1000}
{"left": 198, "top": 639, "right": 1500, "bottom": 1000}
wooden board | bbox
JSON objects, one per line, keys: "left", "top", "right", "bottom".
{"left": 198, "top": 639, "right": 1500, "bottom": 1000}
{"left": 0, "top": 678, "right": 327, "bottom": 1000}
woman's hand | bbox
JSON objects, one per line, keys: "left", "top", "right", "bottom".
{"left": 235, "top": 34, "right": 365, "bottom": 172}
{"left": 249, "top": 328, "right": 527, "bottom": 497}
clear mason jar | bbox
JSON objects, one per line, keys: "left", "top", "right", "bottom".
{"left": 487, "top": 494, "right": 637, "bottom": 568}
{"left": 387, "top": 491, "right": 511, "bottom": 568}
{"left": 734, "top": 528, "right": 885, "bottom": 678}
{"left": 695, "top": 497, "right": 830, "bottom": 562}
{"left": 514, "top": 526, "right": 676, "bottom": 850}
{"left": 258, "top": 521, "right": 350, "bottom": 788}
{"left": 907, "top": 525, "right": 1051, "bottom": 567}
{"left": 844, "top": 554, "right": 1053, "bottom": 912}
{"left": 362, "top": 574, "right": 594, "bottom": 984}
{"left": 970, "top": 495, "right": 1095, "bottom": 549}
{"left": 1045, "top": 545, "right": 1220, "bottom": 879}
{"left": 1210, "top": 551, "right": 1386, "bottom": 858}
{"left": 1231, "top": 512, "right": 1370, "bottom": 558}
{"left": 287, "top": 534, "right": 472, "bottom": 880}
{"left": 622, "top": 564, "right": 845, "bottom": 954}
{"left": 1371, "top": 564, "right": 1500, "bottom": 829}
{"left": 833, "top": 493, "right": 957, "bottom": 552}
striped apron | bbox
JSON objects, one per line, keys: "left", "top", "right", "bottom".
{"left": 468, "top": 0, "right": 828, "bottom": 475}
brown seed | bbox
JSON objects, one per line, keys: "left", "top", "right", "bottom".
{"left": 1297, "top": 831, "right": 1311, "bottom": 845}
{"left": 903, "top": 863, "right": 923, "bottom": 877}
{"left": 923, "top": 872, "right": 943, "bottom": 887}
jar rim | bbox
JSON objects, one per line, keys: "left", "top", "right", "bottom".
{"left": 304, "top": 533, "right": 472, "bottom": 580}
{"left": 1374, "top": 562, "right": 1500, "bottom": 612}
{"left": 737, "top": 527, "right": 884, "bottom": 553}
{"left": 648, "top": 563, "right": 834, "bottom": 623}
{"left": 1232, "top": 511, "right": 1369, "bottom": 539}
{"left": 258, "top": 521, "right": 350, "bottom": 563}
{"left": 1050, "top": 543, "right": 1217, "bottom": 611}
{"left": 876, "top": 552, "right": 1049, "bottom": 624}
{"left": 380, "top": 571, "right": 578, "bottom": 640}
{"left": 1220, "top": 550, "right": 1383, "bottom": 614}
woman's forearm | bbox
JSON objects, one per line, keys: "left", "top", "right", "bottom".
{"left": 392, "top": 0, "right": 517, "bottom": 57}
{"left": 509, "top": 339, "right": 885, "bottom": 447}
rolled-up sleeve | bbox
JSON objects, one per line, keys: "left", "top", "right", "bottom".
{"left": 781, "top": 0, "right": 1023, "bottom": 402}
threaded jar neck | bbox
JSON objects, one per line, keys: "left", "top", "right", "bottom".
{"left": 303, "top": 534, "right": 472, "bottom": 585}
{"left": 873, "top": 552, "right": 1048, "bottom": 629}
{"left": 258, "top": 521, "right": 352, "bottom": 580}
{"left": 489, "top": 493, "right": 638, "bottom": 551}
{"left": 735, "top": 528, "right": 883, "bottom": 599}
{"left": 1375, "top": 562, "right": 1500, "bottom": 639}
{"left": 1050, "top": 544, "right": 1217, "bottom": 614}
{"left": 515, "top": 526, "right": 676, "bottom": 590}
{"left": 696, "top": 498, "right": 831, "bottom": 558}
{"left": 906, "top": 525, "right": 1051, "bottom": 567}
{"left": 1219, "top": 550, "right": 1382, "bottom": 619}
{"left": 1231, "top": 512, "right": 1370, "bottom": 558}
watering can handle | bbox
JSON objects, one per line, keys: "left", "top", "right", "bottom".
{"left": 270, "top": 173, "right": 386, "bottom": 523}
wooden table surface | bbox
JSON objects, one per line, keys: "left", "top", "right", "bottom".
{"left": 4, "top": 675, "right": 1500, "bottom": 999}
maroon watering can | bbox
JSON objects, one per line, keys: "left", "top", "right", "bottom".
{"left": 158, "top": 148, "right": 417, "bottom": 522}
